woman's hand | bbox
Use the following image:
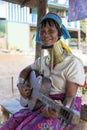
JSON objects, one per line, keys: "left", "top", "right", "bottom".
{"left": 42, "top": 100, "right": 62, "bottom": 118}
{"left": 17, "top": 83, "right": 32, "bottom": 99}
{"left": 42, "top": 106, "right": 59, "bottom": 118}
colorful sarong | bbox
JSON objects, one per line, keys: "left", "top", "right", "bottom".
{"left": 0, "top": 94, "right": 81, "bottom": 130}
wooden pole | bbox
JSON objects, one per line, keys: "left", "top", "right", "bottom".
{"left": 35, "top": 0, "right": 48, "bottom": 59}
{"left": 1, "top": 106, "right": 9, "bottom": 124}
{"left": 86, "top": 19, "right": 87, "bottom": 44}
{"left": 78, "top": 29, "right": 81, "bottom": 49}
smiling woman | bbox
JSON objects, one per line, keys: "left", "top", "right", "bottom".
{"left": 0, "top": 12, "right": 85, "bottom": 130}
{"left": 39, "top": 19, "right": 61, "bottom": 46}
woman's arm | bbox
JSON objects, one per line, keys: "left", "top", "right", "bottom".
{"left": 42, "top": 81, "right": 79, "bottom": 118}
{"left": 63, "top": 81, "right": 79, "bottom": 108}
{"left": 17, "top": 65, "right": 33, "bottom": 99}
{"left": 18, "top": 65, "right": 32, "bottom": 79}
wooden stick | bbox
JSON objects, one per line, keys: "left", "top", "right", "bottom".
{"left": 1, "top": 106, "right": 9, "bottom": 124}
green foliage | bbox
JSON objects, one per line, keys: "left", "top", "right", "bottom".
{"left": 80, "top": 19, "right": 86, "bottom": 33}
{"left": 0, "top": 21, "right": 6, "bottom": 34}
{"left": 82, "top": 73, "right": 87, "bottom": 94}
{"left": 82, "top": 88, "right": 87, "bottom": 95}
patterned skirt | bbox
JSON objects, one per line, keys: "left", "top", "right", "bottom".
{"left": 0, "top": 94, "right": 81, "bottom": 130}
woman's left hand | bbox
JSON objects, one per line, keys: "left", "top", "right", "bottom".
{"left": 42, "top": 100, "right": 62, "bottom": 118}
{"left": 42, "top": 106, "right": 59, "bottom": 118}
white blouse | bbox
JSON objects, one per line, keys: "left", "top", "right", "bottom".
{"left": 31, "top": 55, "right": 85, "bottom": 97}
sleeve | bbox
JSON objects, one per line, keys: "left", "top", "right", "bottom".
{"left": 65, "top": 57, "right": 85, "bottom": 86}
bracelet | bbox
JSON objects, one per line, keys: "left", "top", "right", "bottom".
{"left": 17, "top": 77, "right": 25, "bottom": 84}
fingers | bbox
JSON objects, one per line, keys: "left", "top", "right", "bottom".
{"left": 42, "top": 106, "right": 49, "bottom": 117}
{"left": 55, "top": 100, "right": 62, "bottom": 105}
{"left": 42, "top": 106, "right": 58, "bottom": 118}
{"left": 24, "top": 88, "right": 32, "bottom": 99}
{"left": 17, "top": 83, "right": 32, "bottom": 99}
{"left": 48, "top": 107, "right": 58, "bottom": 118}
{"left": 22, "top": 86, "right": 32, "bottom": 99}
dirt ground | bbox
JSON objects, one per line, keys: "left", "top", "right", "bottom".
{"left": 0, "top": 49, "right": 35, "bottom": 78}
{"left": 0, "top": 49, "right": 35, "bottom": 101}
{"left": 0, "top": 49, "right": 35, "bottom": 124}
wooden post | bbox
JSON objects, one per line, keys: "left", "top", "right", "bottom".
{"left": 1, "top": 106, "right": 9, "bottom": 124}
{"left": 86, "top": 19, "right": 87, "bottom": 44}
{"left": 35, "top": 0, "right": 48, "bottom": 59}
{"left": 11, "top": 76, "right": 14, "bottom": 95}
{"left": 78, "top": 29, "right": 81, "bottom": 49}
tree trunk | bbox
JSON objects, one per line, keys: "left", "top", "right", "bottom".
{"left": 35, "top": 0, "right": 48, "bottom": 59}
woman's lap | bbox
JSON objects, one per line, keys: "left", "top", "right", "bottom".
{"left": 0, "top": 95, "right": 81, "bottom": 130}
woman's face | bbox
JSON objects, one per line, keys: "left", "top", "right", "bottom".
{"left": 39, "top": 21, "right": 59, "bottom": 46}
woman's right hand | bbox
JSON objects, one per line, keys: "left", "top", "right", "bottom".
{"left": 17, "top": 83, "right": 32, "bottom": 99}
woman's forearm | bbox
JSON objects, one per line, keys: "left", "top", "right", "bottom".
{"left": 63, "top": 96, "right": 76, "bottom": 109}
{"left": 19, "top": 65, "right": 32, "bottom": 79}
{"left": 64, "top": 81, "right": 79, "bottom": 108}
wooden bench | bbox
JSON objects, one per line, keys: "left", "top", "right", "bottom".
{"left": 0, "top": 98, "right": 25, "bottom": 124}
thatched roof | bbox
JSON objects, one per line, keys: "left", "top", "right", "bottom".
{"left": 2, "top": 0, "right": 38, "bottom": 8}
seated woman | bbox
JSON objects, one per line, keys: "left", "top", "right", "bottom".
{"left": 0, "top": 12, "right": 85, "bottom": 130}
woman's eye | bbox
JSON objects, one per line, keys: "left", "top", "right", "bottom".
{"left": 40, "top": 30, "right": 55, "bottom": 35}
{"left": 49, "top": 30, "right": 54, "bottom": 33}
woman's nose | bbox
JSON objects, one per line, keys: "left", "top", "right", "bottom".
{"left": 43, "top": 31, "right": 49, "bottom": 36}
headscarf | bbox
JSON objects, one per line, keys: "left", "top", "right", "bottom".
{"left": 36, "top": 12, "right": 71, "bottom": 43}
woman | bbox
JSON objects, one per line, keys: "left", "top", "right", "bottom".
{"left": 0, "top": 12, "right": 85, "bottom": 130}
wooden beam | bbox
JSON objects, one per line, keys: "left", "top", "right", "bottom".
{"left": 3, "top": 0, "right": 38, "bottom": 8}
{"left": 20, "top": 0, "right": 37, "bottom": 8}
{"left": 20, "top": 0, "right": 27, "bottom": 6}
{"left": 35, "top": 0, "right": 48, "bottom": 59}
